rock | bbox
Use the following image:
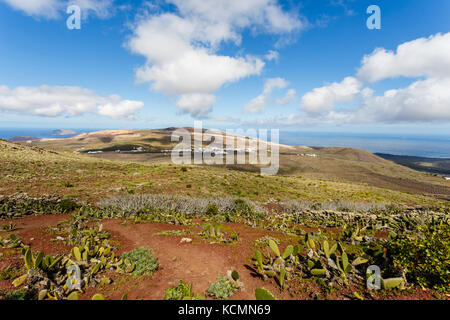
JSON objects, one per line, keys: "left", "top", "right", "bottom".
{"left": 180, "top": 237, "right": 192, "bottom": 244}
{"left": 38, "top": 289, "right": 48, "bottom": 300}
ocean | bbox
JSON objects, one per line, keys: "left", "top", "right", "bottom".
{"left": 0, "top": 128, "right": 95, "bottom": 140}
{"left": 279, "top": 131, "right": 450, "bottom": 158}
{"left": 1, "top": 128, "right": 450, "bottom": 159}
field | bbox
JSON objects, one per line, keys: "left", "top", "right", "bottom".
{"left": 0, "top": 131, "right": 449, "bottom": 300}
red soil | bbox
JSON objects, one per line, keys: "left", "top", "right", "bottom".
{"left": 1, "top": 215, "right": 447, "bottom": 300}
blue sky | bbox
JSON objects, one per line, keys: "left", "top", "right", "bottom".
{"left": 0, "top": 0, "right": 449, "bottom": 134}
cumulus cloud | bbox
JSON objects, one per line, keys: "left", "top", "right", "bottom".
{"left": 244, "top": 77, "right": 296, "bottom": 113}
{"left": 1, "top": 0, "right": 62, "bottom": 18}
{"left": 301, "top": 77, "right": 362, "bottom": 115}
{"left": 265, "top": 50, "right": 279, "bottom": 61}
{"left": 1, "top": 0, "right": 114, "bottom": 19}
{"left": 298, "top": 32, "right": 450, "bottom": 124}
{"left": 355, "top": 77, "right": 450, "bottom": 123}
{"left": 357, "top": 33, "right": 450, "bottom": 82}
{"left": 97, "top": 95, "right": 144, "bottom": 120}
{"left": 128, "top": 0, "right": 304, "bottom": 118}
{"left": 176, "top": 93, "right": 216, "bottom": 118}
{"left": 262, "top": 77, "right": 289, "bottom": 95}
{"left": 244, "top": 95, "right": 267, "bottom": 113}
{"left": 275, "top": 88, "right": 296, "bottom": 105}
{"left": 68, "top": 0, "right": 114, "bottom": 19}
{"left": 0, "top": 85, "right": 143, "bottom": 119}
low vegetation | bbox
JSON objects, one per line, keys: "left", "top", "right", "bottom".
{"left": 0, "top": 138, "right": 449, "bottom": 300}
{"left": 120, "top": 248, "right": 159, "bottom": 277}
{"left": 206, "top": 275, "right": 239, "bottom": 300}
{"left": 382, "top": 223, "right": 449, "bottom": 292}
{"left": 164, "top": 280, "right": 204, "bottom": 300}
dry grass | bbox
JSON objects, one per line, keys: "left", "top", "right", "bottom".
{"left": 1, "top": 139, "right": 448, "bottom": 207}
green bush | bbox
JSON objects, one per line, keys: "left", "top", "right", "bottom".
{"left": 59, "top": 198, "right": 79, "bottom": 212}
{"left": 206, "top": 276, "right": 237, "bottom": 300}
{"left": 121, "top": 247, "right": 159, "bottom": 277}
{"left": 0, "top": 266, "right": 21, "bottom": 280}
{"left": 234, "top": 199, "right": 253, "bottom": 215}
{"left": 384, "top": 224, "right": 450, "bottom": 293}
{"left": 164, "top": 280, "right": 204, "bottom": 300}
{"left": 2, "top": 288, "right": 35, "bottom": 300}
{"left": 206, "top": 203, "right": 219, "bottom": 216}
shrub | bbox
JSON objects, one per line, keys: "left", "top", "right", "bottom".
{"left": 0, "top": 194, "right": 80, "bottom": 218}
{"left": 234, "top": 199, "right": 253, "bottom": 215}
{"left": 384, "top": 224, "right": 450, "bottom": 293}
{"left": 2, "top": 288, "right": 35, "bottom": 300}
{"left": 98, "top": 194, "right": 267, "bottom": 218}
{"left": 206, "top": 203, "right": 219, "bottom": 216}
{"left": 0, "top": 265, "right": 21, "bottom": 280}
{"left": 164, "top": 280, "right": 204, "bottom": 300}
{"left": 121, "top": 247, "right": 159, "bottom": 277}
{"left": 206, "top": 276, "right": 237, "bottom": 300}
{"left": 59, "top": 198, "right": 79, "bottom": 213}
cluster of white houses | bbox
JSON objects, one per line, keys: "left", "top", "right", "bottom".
{"left": 163, "top": 147, "right": 256, "bottom": 154}
{"left": 296, "top": 153, "right": 318, "bottom": 157}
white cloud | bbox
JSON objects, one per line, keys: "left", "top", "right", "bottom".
{"left": 297, "top": 76, "right": 450, "bottom": 124}
{"left": 1, "top": 0, "right": 114, "bottom": 19}
{"left": 355, "top": 77, "right": 450, "bottom": 122}
{"left": 244, "top": 77, "right": 295, "bottom": 113}
{"left": 0, "top": 85, "right": 143, "bottom": 119}
{"left": 134, "top": 47, "right": 264, "bottom": 95}
{"left": 263, "top": 77, "right": 289, "bottom": 95}
{"left": 248, "top": 32, "right": 450, "bottom": 126}
{"left": 167, "top": 0, "right": 303, "bottom": 42}
{"left": 357, "top": 32, "right": 450, "bottom": 82}
{"left": 68, "top": 0, "right": 114, "bottom": 19}
{"left": 244, "top": 95, "right": 266, "bottom": 113}
{"left": 98, "top": 95, "right": 144, "bottom": 120}
{"left": 289, "top": 78, "right": 450, "bottom": 124}
{"left": 128, "top": 0, "right": 303, "bottom": 118}
{"left": 301, "top": 77, "right": 362, "bottom": 115}
{"left": 265, "top": 50, "right": 279, "bottom": 61}
{"left": 275, "top": 88, "right": 296, "bottom": 105}
{"left": 176, "top": 93, "right": 216, "bottom": 118}
{"left": 1, "top": 0, "right": 61, "bottom": 18}
{"left": 298, "top": 33, "right": 450, "bottom": 124}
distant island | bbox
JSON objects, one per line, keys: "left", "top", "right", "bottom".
{"left": 52, "top": 129, "right": 77, "bottom": 136}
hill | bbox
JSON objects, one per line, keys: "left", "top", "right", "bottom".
{"left": 19, "top": 129, "right": 450, "bottom": 201}
{"left": 376, "top": 153, "right": 450, "bottom": 175}
{"left": 1, "top": 138, "right": 447, "bottom": 206}
{"left": 1, "top": 138, "right": 449, "bottom": 301}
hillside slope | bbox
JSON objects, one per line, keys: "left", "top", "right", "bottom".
{"left": 1, "top": 139, "right": 447, "bottom": 206}
{"left": 19, "top": 128, "right": 450, "bottom": 200}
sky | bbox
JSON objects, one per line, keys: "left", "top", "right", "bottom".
{"left": 0, "top": 0, "right": 449, "bottom": 134}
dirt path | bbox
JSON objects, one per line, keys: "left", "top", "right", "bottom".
{"left": 1, "top": 215, "right": 446, "bottom": 300}
{"left": 99, "top": 219, "right": 291, "bottom": 300}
